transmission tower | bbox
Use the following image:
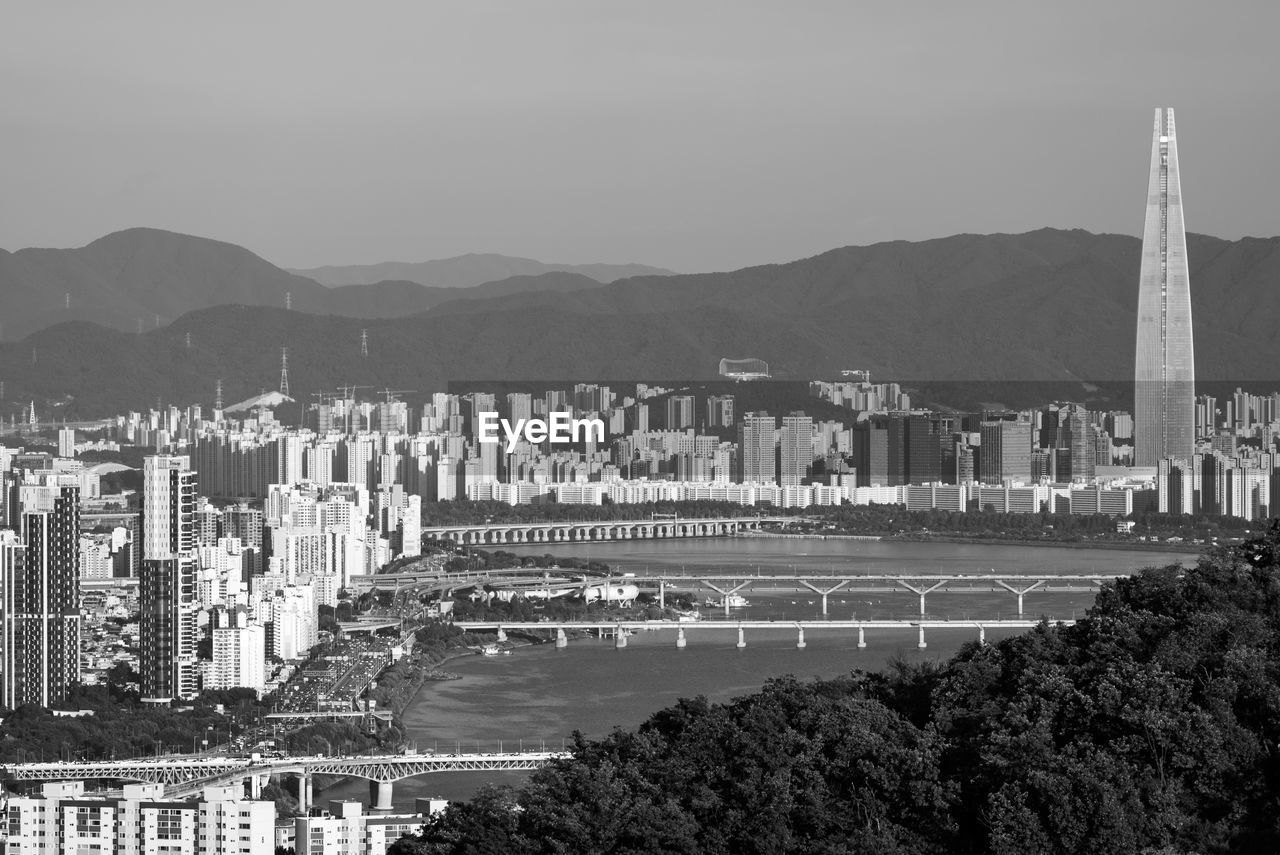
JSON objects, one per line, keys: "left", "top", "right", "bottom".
{"left": 215, "top": 379, "right": 224, "bottom": 411}
{"left": 286, "top": 292, "right": 293, "bottom": 310}
{"left": 64, "top": 293, "right": 70, "bottom": 310}
{"left": 185, "top": 332, "right": 192, "bottom": 349}
{"left": 279, "top": 348, "right": 290, "bottom": 397}
{"left": 361, "top": 329, "right": 369, "bottom": 357}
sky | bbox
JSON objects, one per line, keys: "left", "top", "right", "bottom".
{"left": 4, "top": 2, "right": 1279, "bottom": 274}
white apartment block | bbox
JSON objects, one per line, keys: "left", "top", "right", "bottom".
{"left": 295, "top": 799, "right": 446, "bottom": 855}
{"left": 3, "top": 782, "right": 274, "bottom": 855}
{"left": 209, "top": 623, "right": 266, "bottom": 695}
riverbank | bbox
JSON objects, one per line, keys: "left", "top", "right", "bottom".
{"left": 885, "top": 533, "right": 1205, "bottom": 554}
{"left": 740, "top": 532, "right": 882, "bottom": 541}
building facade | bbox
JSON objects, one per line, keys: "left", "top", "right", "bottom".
{"left": 140, "top": 455, "right": 199, "bottom": 702}
{"left": 3, "top": 472, "right": 81, "bottom": 709}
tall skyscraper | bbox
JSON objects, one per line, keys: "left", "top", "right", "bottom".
{"left": 140, "top": 455, "right": 199, "bottom": 703}
{"left": 2, "top": 472, "right": 81, "bottom": 708}
{"left": 1135, "top": 107, "right": 1195, "bottom": 466}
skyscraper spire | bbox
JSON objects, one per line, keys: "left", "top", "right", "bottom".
{"left": 1135, "top": 107, "right": 1194, "bottom": 466}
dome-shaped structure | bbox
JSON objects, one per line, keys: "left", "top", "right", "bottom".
{"left": 718, "top": 358, "right": 770, "bottom": 381}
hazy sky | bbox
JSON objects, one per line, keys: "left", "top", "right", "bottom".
{"left": 4, "top": 2, "right": 1279, "bottom": 273}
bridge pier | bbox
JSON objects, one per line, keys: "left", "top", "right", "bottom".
{"left": 370, "top": 780, "right": 394, "bottom": 811}
{"left": 857, "top": 626, "right": 867, "bottom": 649}
{"left": 799, "top": 580, "right": 849, "bottom": 616}
{"left": 796, "top": 627, "right": 806, "bottom": 649}
{"left": 676, "top": 627, "right": 686, "bottom": 649}
{"left": 977, "top": 625, "right": 986, "bottom": 645}
{"left": 995, "top": 580, "right": 1045, "bottom": 617}
{"left": 298, "top": 773, "right": 312, "bottom": 815}
{"left": 615, "top": 629, "right": 627, "bottom": 649}
{"left": 917, "top": 625, "right": 927, "bottom": 649}
{"left": 496, "top": 628, "right": 507, "bottom": 643}
{"left": 900, "top": 580, "right": 949, "bottom": 617}
{"left": 736, "top": 627, "right": 746, "bottom": 649}
{"left": 658, "top": 581, "right": 665, "bottom": 609}
{"left": 702, "top": 580, "right": 751, "bottom": 616}
{"left": 555, "top": 629, "right": 568, "bottom": 649}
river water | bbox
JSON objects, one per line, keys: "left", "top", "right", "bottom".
{"left": 323, "top": 538, "right": 1198, "bottom": 809}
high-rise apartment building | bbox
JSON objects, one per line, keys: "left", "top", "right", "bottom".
{"left": 1135, "top": 107, "right": 1195, "bottom": 466}
{"left": 3, "top": 472, "right": 81, "bottom": 708}
{"left": 706, "top": 395, "right": 735, "bottom": 429}
{"left": 210, "top": 617, "right": 266, "bottom": 696}
{"left": 665, "top": 396, "right": 696, "bottom": 430}
{"left": 140, "top": 455, "right": 199, "bottom": 703}
{"left": 779, "top": 413, "right": 814, "bottom": 486}
{"left": 736, "top": 412, "right": 777, "bottom": 484}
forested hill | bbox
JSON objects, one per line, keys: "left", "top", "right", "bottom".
{"left": 391, "top": 528, "right": 1280, "bottom": 854}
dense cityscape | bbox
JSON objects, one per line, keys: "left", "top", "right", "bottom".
{"left": 6, "top": 3, "right": 1280, "bottom": 852}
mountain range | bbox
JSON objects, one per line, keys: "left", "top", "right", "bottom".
{"left": 288, "top": 254, "right": 674, "bottom": 289}
{"left": 5, "top": 227, "right": 1280, "bottom": 419}
{"left": 0, "top": 229, "right": 639, "bottom": 341}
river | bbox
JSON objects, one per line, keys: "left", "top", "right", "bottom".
{"left": 323, "top": 538, "right": 1198, "bottom": 810}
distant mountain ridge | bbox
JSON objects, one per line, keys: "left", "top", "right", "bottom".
{"left": 288, "top": 252, "right": 674, "bottom": 288}
{"left": 7, "top": 227, "right": 1280, "bottom": 419}
{"left": 0, "top": 229, "right": 614, "bottom": 340}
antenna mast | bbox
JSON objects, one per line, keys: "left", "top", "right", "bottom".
{"left": 279, "top": 348, "right": 290, "bottom": 397}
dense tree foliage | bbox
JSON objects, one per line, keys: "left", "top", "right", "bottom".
{"left": 394, "top": 524, "right": 1280, "bottom": 854}
{"left": 0, "top": 683, "right": 240, "bottom": 763}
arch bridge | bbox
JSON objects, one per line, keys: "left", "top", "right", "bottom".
{"left": 3, "top": 750, "right": 565, "bottom": 812}
{"left": 424, "top": 516, "right": 783, "bottom": 546}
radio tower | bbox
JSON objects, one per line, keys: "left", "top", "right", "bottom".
{"left": 279, "top": 348, "right": 290, "bottom": 397}
{"left": 214, "top": 379, "right": 224, "bottom": 411}
{"left": 361, "top": 329, "right": 369, "bottom": 357}
{"left": 184, "top": 332, "right": 192, "bottom": 349}
{"left": 286, "top": 292, "right": 293, "bottom": 310}
{"left": 65, "top": 293, "right": 70, "bottom": 310}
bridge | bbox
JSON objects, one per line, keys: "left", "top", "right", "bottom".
{"left": 620, "top": 572, "right": 1120, "bottom": 616}
{"left": 454, "top": 618, "right": 1071, "bottom": 652}
{"left": 356, "top": 568, "right": 1121, "bottom": 615}
{"left": 3, "top": 751, "right": 565, "bottom": 812}
{"left": 422, "top": 516, "right": 782, "bottom": 546}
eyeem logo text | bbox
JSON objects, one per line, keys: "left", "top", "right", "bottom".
{"left": 478, "top": 411, "right": 605, "bottom": 453}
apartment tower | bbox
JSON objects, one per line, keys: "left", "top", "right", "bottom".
{"left": 140, "top": 455, "right": 199, "bottom": 702}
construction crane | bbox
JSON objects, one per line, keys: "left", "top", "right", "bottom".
{"left": 377, "top": 389, "right": 416, "bottom": 404}
{"left": 334, "top": 384, "right": 373, "bottom": 401}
